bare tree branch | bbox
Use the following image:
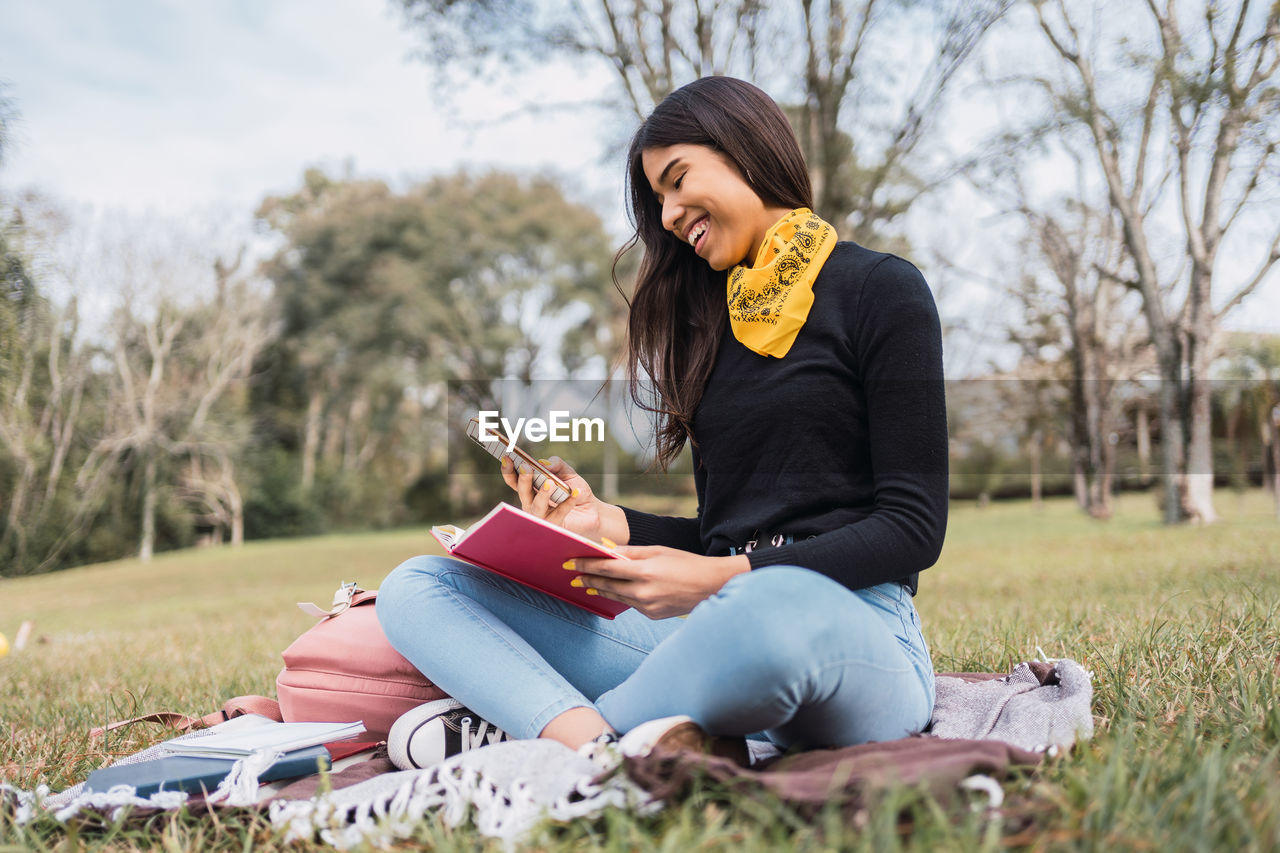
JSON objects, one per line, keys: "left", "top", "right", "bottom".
{"left": 1215, "top": 227, "right": 1280, "bottom": 321}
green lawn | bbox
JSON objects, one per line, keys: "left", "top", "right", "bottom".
{"left": 2, "top": 491, "right": 1278, "bottom": 851}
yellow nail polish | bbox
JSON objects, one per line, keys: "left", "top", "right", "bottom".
{"left": 541, "top": 480, "right": 552, "bottom": 491}
{"left": 570, "top": 577, "right": 584, "bottom": 588}
{"left": 538, "top": 458, "right": 551, "bottom": 465}
{"left": 500, "top": 456, "right": 511, "bottom": 468}
{"left": 562, "top": 560, "right": 576, "bottom": 570}
{"left": 571, "top": 487, "right": 580, "bottom": 498}
{"left": 601, "top": 537, "right": 616, "bottom": 549}
{"left": 585, "top": 588, "right": 599, "bottom": 596}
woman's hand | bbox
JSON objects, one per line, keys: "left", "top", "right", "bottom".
{"left": 501, "top": 455, "right": 606, "bottom": 541}
{"left": 566, "top": 546, "right": 752, "bottom": 620}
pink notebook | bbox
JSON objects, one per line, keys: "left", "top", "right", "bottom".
{"left": 430, "top": 503, "right": 630, "bottom": 619}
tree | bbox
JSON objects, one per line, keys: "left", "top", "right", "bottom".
{"left": 78, "top": 230, "right": 276, "bottom": 561}
{"left": 255, "top": 169, "right": 620, "bottom": 514}
{"left": 0, "top": 80, "right": 15, "bottom": 168}
{"left": 0, "top": 195, "right": 107, "bottom": 576}
{"left": 1220, "top": 333, "right": 1280, "bottom": 518}
{"left": 1032, "top": 0, "right": 1280, "bottom": 523}
{"left": 964, "top": 118, "right": 1154, "bottom": 517}
{"left": 393, "top": 0, "right": 1008, "bottom": 244}
{"left": 1005, "top": 201, "right": 1153, "bottom": 518}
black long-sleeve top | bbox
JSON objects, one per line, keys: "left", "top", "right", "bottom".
{"left": 618, "top": 242, "right": 948, "bottom": 595}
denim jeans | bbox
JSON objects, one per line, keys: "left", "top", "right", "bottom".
{"left": 376, "top": 554, "right": 935, "bottom": 749}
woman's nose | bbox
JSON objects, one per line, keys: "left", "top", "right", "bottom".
{"left": 660, "top": 197, "right": 683, "bottom": 235}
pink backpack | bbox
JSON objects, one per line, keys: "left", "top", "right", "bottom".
{"left": 91, "top": 584, "right": 447, "bottom": 742}
{"left": 276, "top": 584, "right": 448, "bottom": 740}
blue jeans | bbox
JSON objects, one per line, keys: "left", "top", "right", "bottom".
{"left": 376, "top": 555, "right": 935, "bottom": 749}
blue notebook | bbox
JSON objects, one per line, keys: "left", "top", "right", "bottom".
{"left": 83, "top": 744, "right": 331, "bottom": 797}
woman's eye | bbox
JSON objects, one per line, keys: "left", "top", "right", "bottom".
{"left": 673, "top": 174, "right": 684, "bottom": 190}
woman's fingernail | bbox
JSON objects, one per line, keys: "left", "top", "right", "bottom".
{"left": 500, "top": 456, "right": 511, "bottom": 468}
{"left": 585, "top": 588, "right": 599, "bottom": 596}
{"left": 562, "top": 560, "right": 576, "bottom": 570}
{"left": 571, "top": 487, "right": 580, "bottom": 498}
{"left": 601, "top": 537, "right": 616, "bottom": 549}
{"left": 538, "top": 458, "right": 551, "bottom": 465}
{"left": 541, "top": 480, "right": 552, "bottom": 491}
{"left": 570, "top": 577, "right": 584, "bottom": 588}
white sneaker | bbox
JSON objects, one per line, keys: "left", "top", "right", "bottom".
{"left": 576, "top": 730, "right": 622, "bottom": 771}
{"left": 387, "top": 698, "right": 513, "bottom": 770}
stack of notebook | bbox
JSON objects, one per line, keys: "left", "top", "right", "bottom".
{"left": 85, "top": 716, "right": 367, "bottom": 796}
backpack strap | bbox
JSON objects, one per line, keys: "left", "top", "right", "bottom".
{"left": 296, "top": 581, "right": 366, "bottom": 618}
{"left": 89, "top": 694, "right": 282, "bottom": 738}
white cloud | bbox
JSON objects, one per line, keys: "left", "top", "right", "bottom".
{"left": 2, "top": 0, "right": 1273, "bottom": 333}
{"left": 1, "top": 0, "right": 621, "bottom": 220}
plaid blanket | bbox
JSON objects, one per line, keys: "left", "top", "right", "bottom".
{"left": 3, "top": 659, "right": 1093, "bottom": 847}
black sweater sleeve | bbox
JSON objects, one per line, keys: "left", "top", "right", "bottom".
{"left": 618, "top": 505, "right": 703, "bottom": 551}
{"left": 616, "top": 445, "right": 706, "bottom": 552}
{"left": 741, "top": 256, "right": 949, "bottom": 591}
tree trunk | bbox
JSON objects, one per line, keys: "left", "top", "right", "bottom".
{"left": 44, "top": 377, "right": 84, "bottom": 503}
{"left": 1072, "top": 462, "right": 1087, "bottom": 510}
{"left": 1269, "top": 402, "right": 1280, "bottom": 520}
{"left": 301, "top": 390, "right": 323, "bottom": 492}
{"left": 1028, "top": 429, "right": 1043, "bottom": 508}
{"left": 1068, "top": 376, "right": 1091, "bottom": 513}
{"left": 1183, "top": 331, "right": 1218, "bottom": 523}
{"left": 1224, "top": 399, "right": 1241, "bottom": 491}
{"left": 1136, "top": 406, "right": 1152, "bottom": 484}
{"left": 1, "top": 458, "right": 35, "bottom": 562}
{"left": 140, "top": 453, "right": 157, "bottom": 562}
{"left": 1097, "top": 428, "right": 1115, "bottom": 519}
{"left": 229, "top": 480, "right": 244, "bottom": 547}
{"left": 1156, "top": 350, "right": 1186, "bottom": 525}
{"left": 1083, "top": 368, "right": 1111, "bottom": 519}
{"left": 322, "top": 410, "right": 344, "bottom": 464}
{"left": 343, "top": 392, "right": 367, "bottom": 473}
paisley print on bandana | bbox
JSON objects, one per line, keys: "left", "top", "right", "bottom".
{"left": 726, "top": 208, "right": 837, "bottom": 358}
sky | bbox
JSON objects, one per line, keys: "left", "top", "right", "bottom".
{"left": 0, "top": 0, "right": 621, "bottom": 219}
{"left": 2, "top": 0, "right": 1278, "bottom": 364}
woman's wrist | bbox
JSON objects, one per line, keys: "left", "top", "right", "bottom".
{"left": 723, "top": 554, "right": 751, "bottom": 581}
{"left": 594, "top": 500, "right": 631, "bottom": 545}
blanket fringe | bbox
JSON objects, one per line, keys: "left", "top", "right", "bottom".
{"left": 2, "top": 749, "right": 273, "bottom": 825}
{"left": 3, "top": 780, "right": 189, "bottom": 824}
{"left": 206, "top": 749, "right": 279, "bottom": 807}
{"left": 269, "top": 760, "right": 656, "bottom": 849}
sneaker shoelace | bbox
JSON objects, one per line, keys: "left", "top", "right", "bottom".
{"left": 456, "top": 714, "right": 510, "bottom": 752}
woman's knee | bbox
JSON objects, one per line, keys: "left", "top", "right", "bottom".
{"left": 699, "top": 567, "right": 853, "bottom": 670}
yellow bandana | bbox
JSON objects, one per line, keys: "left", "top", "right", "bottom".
{"left": 726, "top": 208, "right": 837, "bottom": 358}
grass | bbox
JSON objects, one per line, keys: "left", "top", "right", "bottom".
{"left": 2, "top": 489, "right": 1278, "bottom": 851}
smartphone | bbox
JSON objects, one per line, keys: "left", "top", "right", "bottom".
{"left": 467, "top": 416, "right": 573, "bottom": 505}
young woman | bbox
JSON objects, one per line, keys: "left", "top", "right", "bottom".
{"left": 377, "top": 76, "right": 947, "bottom": 767}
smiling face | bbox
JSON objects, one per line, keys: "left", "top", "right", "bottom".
{"left": 641, "top": 144, "right": 792, "bottom": 271}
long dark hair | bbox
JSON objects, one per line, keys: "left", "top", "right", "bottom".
{"left": 616, "top": 77, "right": 813, "bottom": 471}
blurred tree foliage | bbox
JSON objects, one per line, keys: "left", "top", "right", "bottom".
{"left": 249, "top": 168, "right": 623, "bottom": 536}
{"left": 0, "top": 168, "right": 630, "bottom": 575}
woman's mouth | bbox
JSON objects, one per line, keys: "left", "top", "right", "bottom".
{"left": 687, "top": 217, "right": 709, "bottom": 253}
